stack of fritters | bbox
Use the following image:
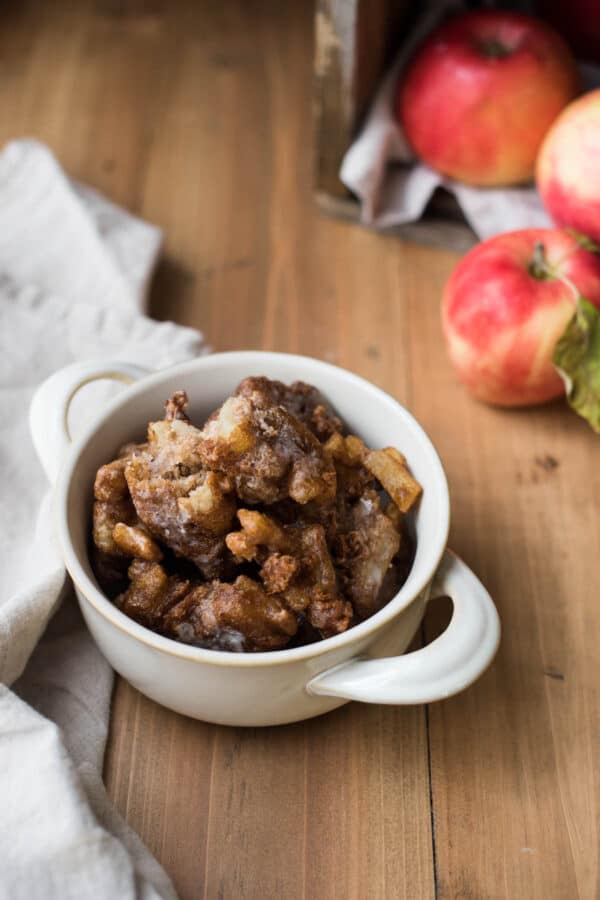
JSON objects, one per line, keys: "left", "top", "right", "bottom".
{"left": 91, "top": 377, "right": 421, "bottom": 652}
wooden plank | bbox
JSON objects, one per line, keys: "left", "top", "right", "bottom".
{"left": 316, "top": 190, "right": 477, "bottom": 254}
{"left": 0, "top": 1, "right": 433, "bottom": 898}
{"left": 4, "top": 2, "right": 600, "bottom": 899}
{"left": 105, "top": 685, "right": 213, "bottom": 898}
{"left": 135, "top": 3, "right": 436, "bottom": 895}
{"left": 314, "top": 0, "right": 410, "bottom": 198}
{"left": 403, "top": 244, "right": 600, "bottom": 900}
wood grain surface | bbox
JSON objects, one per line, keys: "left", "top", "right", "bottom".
{"left": 2, "top": 2, "right": 599, "bottom": 899}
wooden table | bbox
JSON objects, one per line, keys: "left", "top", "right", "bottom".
{"left": 3, "top": 2, "right": 599, "bottom": 898}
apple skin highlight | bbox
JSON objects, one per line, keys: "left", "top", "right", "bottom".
{"left": 442, "top": 229, "right": 600, "bottom": 406}
{"left": 537, "top": 90, "right": 600, "bottom": 244}
{"left": 398, "top": 10, "right": 579, "bottom": 187}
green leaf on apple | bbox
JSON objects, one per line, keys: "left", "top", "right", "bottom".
{"left": 565, "top": 229, "right": 600, "bottom": 255}
{"left": 553, "top": 297, "right": 600, "bottom": 433}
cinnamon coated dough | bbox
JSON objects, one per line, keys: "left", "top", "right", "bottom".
{"left": 123, "top": 394, "right": 236, "bottom": 579}
{"left": 91, "top": 376, "right": 421, "bottom": 652}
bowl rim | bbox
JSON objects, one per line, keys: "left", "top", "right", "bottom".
{"left": 57, "top": 351, "right": 450, "bottom": 668}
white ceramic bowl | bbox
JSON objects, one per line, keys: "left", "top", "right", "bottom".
{"left": 30, "top": 352, "right": 500, "bottom": 726}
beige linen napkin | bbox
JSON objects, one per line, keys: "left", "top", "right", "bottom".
{"left": 0, "top": 140, "right": 207, "bottom": 899}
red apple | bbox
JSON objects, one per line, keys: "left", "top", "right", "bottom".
{"left": 442, "top": 228, "right": 600, "bottom": 406}
{"left": 537, "top": 90, "right": 600, "bottom": 244}
{"left": 397, "top": 10, "right": 579, "bottom": 187}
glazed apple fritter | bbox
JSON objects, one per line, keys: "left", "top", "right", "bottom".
{"left": 324, "top": 432, "right": 421, "bottom": 619}
{"left": 234, "top": 376, "right": 343, "bottom": 442}
{"left": 116, "top": 558, "right": 190, "bottom": 629}
{"left": 116, "top": 560, "right": 297, "bottom": 652}
{"left": 226, "top": 509, "right": 353, "bottom": 638}
{"left": 123, "top": 391, "right": 236, "bottom": 579}
{"left": 91, "top": 376, "right": 422, "bottom": 653}
{"left": 163, "top": 574, "right": 298, "bottom": 652}
{"left": 92, "top": 443, "right": 162, "bottom": 592}
{"left": 200, "top": 393, "right": 336, "bottom": 506}
{"left": 325, "top": 432, "right": 422, "bottom": 514}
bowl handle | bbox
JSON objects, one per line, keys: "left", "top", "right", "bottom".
{"left": 29, "top": 360, "right": 149, "bottom": 485}
{"left": 307, "top": 550, "right": 500, "bottom": 705}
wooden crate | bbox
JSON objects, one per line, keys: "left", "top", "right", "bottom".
{"left": 312, "top": 1, "right": 480, "bottom": 252}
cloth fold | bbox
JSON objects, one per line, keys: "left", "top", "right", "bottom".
{"left": 0, "top": 139, "right": 208, "bottom": 899}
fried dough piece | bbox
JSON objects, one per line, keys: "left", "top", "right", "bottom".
{"left": 93, "top": 444, "right": 150, "bottom": 548}
{"left": 325, "top": 434, "right": 377, "bottom": 505}
{"left": 93, "top": 457, "right": 137, "bottom": 557}
{"left": 325, "top": 433, "right": 422, "bottom": 513}
{"left": 92, "top": 443, "right": 163, "bottom": 595}
{"left": 265, "top": 498, "right": 339, "bottom": 547}
{"left": 116, "top": 559, "right": 190, "bottom": 628}
{"left": 334, "top": 490, "right": 401, "bottom": 620}
{"left": 226, "top": 509, "right": 353, "bottom": 638}
{"left": 363, "top": 446, "right": 422, "bottom": 514}
{"left": 124, "top": 392, "right": 236, "bottom": 578}
{"left": 95, "top": 381, "right": 421, "bottom": 653}
{"left": 112, "top": 523, "right": 163, "bottom": 561}
{"left": 200, "top": 394, "right": 337, "bottom": 506}
{"left": 94, "top": 455, "right": 129, "bottom": 503}
{"left": 163, "top": 574, "right": 298, "bottom": 651}
{"left": 234, "top": 376, "right": 343, "bottom": 441}
{"left": 93, "top": 456, "right": 134, "bottom": 594}
{"left": 92, "top": 549, "right": 130, "bottom": 597}
{"left": 262, "top": 434, "right": 371, "bottom": 547}
{"left": 324, "top": 435, "right": 407, "bottom": 618}
{"left": 164, "top": 390, "right": 190, "bottom": 421}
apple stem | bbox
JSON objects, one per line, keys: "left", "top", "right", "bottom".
{"left": 529, "top": 242, "right": 552, "bottom": 280}
{"left": 530, "top": 241, "right": 581, "bottom": 304}
{"left": 476, "top": 38, "right": 511, "bottom": 58}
